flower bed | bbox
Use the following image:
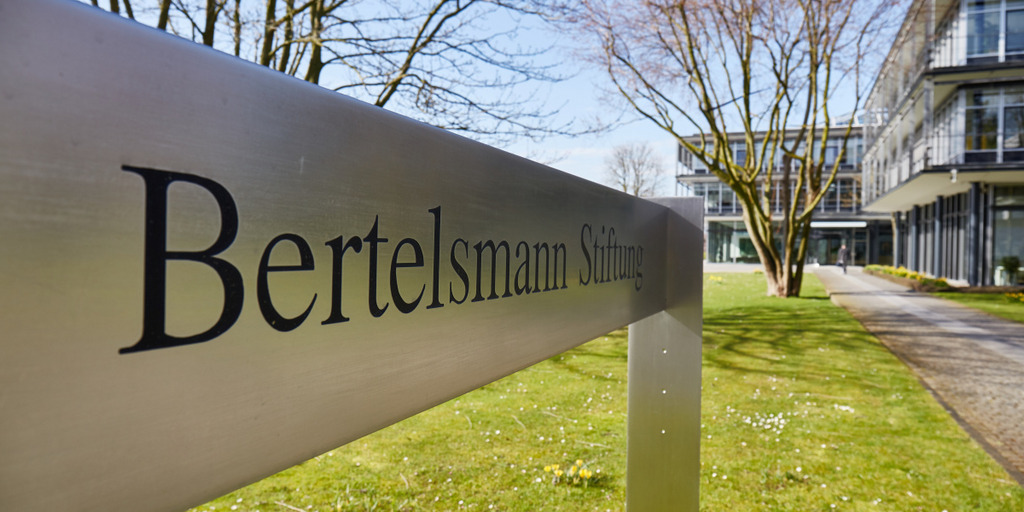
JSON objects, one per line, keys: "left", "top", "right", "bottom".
{"left": 863, "top": 265, "right": 951, "bottom": 292}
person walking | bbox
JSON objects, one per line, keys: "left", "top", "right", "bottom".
{"left": 837, "top": 244, "right": 850, "bottom": 274}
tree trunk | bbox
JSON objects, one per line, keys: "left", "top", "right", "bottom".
{"left": 260, "top": 0, "right": 278, "bottom": 66}
{"left": 156, "top": 0, "right": 171, "bottom": 30}
{"left": 232, "top": 0, "right": 242, "bottom": 57}
{"left": 304, "top": 0, "right": 325, "bottom": 84}
{"left": 203, "top": 0, "right": 219, "bottom": 47}
{"left": 277, "top": 0, "right": 295, "bottom": 74}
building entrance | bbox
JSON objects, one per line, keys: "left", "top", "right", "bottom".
{"left": 808, "top": 230, "right": 848, "bottom": 265}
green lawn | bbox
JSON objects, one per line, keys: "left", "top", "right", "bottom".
{"left": 932, "top": 290, "right": 1024, "bottom": 324}
{"left": 190, "top": 273, "right": 1024, "bottom": 512}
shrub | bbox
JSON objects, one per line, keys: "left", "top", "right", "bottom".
{"left": 867, "top": 265, "right": 950, "bottom": 289}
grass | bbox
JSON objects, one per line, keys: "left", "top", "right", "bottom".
{"left": 700, "top": 274, "right": 1023, "bottom": 511}
{"left": 190, "top": 273, "right": 1024, "bottom": 512}
{"left": 931, "top": 290, "right": 1024, "bottom": 324}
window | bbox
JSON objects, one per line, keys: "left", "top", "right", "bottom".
{"left": 1004, "top": 106, "right": 1024, "bottom": 160}
{"left": 960, "top": 84, "right": 1024, "bottom": 163}
{"left": 849, "top": 138, "right": 863, "bottom": 166}
{"left": 839, "top": 178, "right": 858, "bottom": 212}
{"left": 956, "top": 0, "right": 1024, "bottom": 64}
{"left": 1005, "top": 88, "right": 1024, "bottom": 162}
{"left": 730, "top": 142, "right": 747, "bottom": 166}
{"left": 824, "top": 145, "right": 838, "bottom": 167}
{"left": 1008, "top": 0, "right": 1024, "bottom": 58}
{"left": 994, "top": 209, "right": 1024, "bottom": 282}
{"left": 965, "top": 89, "right": 999, "bottom": 162}
{"left": 822, "top": 182, "right": 839, "bottom": 212}
{"left": 705, "top": 184, "right": 721, "bottom": 213}
{"left": 692, "top": 182, "right": 706, "bottom": 201}
{"left": 994, "top": 187, "right": 1024, "bottom": 281}
{"left": 967, "top": 8, "right": 1000, "bottom": 61}
{"left": 720, "top": 185, "right": 736, "bottom": 213}
{"left": 995, "top": 185, "right": 1024, "bottom": 206}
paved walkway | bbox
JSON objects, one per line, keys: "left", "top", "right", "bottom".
{"left": 813, "top": 266, "right": 1024, "bottom": 486}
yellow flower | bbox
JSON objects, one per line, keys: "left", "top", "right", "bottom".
{"left": 544, "top": 465, "right": 552, "bottom": 473}
{"left": 575, "top": 459, "right": 584, "bottom": 467}
{"left": 554, "top": 469, "right": 564, "bottom": 477}
{"left": 580, "top": 469, "right": 593, "bottom": 479}
{"left": 569, "top": 466, "right": 577, "bottom": 476}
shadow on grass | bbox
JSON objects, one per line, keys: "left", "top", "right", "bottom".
{"left": 548, "top": 334, "right": 628, "bottom": 382}
{"left": 702, "top": 298, "right": 881, "bottom": 382}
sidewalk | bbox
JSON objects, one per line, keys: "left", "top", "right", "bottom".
{"left": 813, "top": 266, "right": 1024, "bottom": 486}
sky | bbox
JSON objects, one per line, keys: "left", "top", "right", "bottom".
{"left": 496, "top": 19, "right": 682, "bottom": 197}
{"left": 505, "top": 97, "right": 682, "bottom": 197}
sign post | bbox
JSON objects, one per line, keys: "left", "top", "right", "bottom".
{"left": 627, "top": 198, "right": 703, "bottom": 511}
{"left": 0, "top": 1, "right": 702, "bottom": 510}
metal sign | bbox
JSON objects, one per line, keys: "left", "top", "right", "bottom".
{"left": 0, "top": 1, "right": 702, "bottom": 511}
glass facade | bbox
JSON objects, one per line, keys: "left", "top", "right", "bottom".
{"left": 679, "top": 132, "right": 878, "bottom": 266}
{"left": 861, "top": 0, "right": 1024, "bottom": 285}
{"left": 706, "top": 221, "right": 758, "bottom": 263}
{"left": 678, "top": 137, "right": 862, "bottom": 175}
{"left": 930, "top": 0, "right": 1024, "bottom": 67}
{"left": 688, "top": 178, "right": 862, "bottom": 215}
{"left": 967, "top": 1, "right": 1002, "bottom": 62}
{"left": 964, "top": 85, "right": 1024, "bottom": 162}
{"left": 703, "top": 219, "right": 890, "bottom": 266}
{"left": 994, "top": 186, "right": 1024, "bottom": 283}
{"left": 965, "top": 89, "right": 1000, "bottom": 161}
{"left": 924, "top": 84, "right": 1024, "bottom": 168}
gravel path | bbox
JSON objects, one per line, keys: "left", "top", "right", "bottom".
{"left": 814, "top": 266, "right": 1024, "bottom": 486}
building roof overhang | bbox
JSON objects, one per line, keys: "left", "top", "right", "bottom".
{"left": 863, "top": 168, "right": 1024, "bottom": 212}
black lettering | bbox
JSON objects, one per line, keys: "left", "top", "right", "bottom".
{"left": 120, "top": 166, "right": 243, "bottom": 354}
{"left": 553, "top": 242, "right": 568, "bottom": 290}
{"left": 364, "top": 217, "right": 389, "bottom": 317}
{"left": 390, "top": 238, "right": 425, "bottom": 313}
{"left": 607, "top": 227, "right": 618, "bottom": 282}
{"left": 579, "top": 224, "right": 592, "bottom": 285}
{"left": 514, "top": 241, "right": 532, "bottom": 295}
{"left": 323, "top": 234, "right": 363, "bottom": 324}
{"left": 449, "top": 238, "right": 470, "bottom": 304}
{"left": 473, "top": 240, "right": 512, "bottom": 301}
{"left": 622, "top": 244, "right": 630, "bottom": 280}
{"left": 257, "top": 234, "right": 316, "bottom": 332}
{"left": 427, "top": 206, "right": 443, "bottom": 309}
{"left": 635, "top": 246, "right": 644, "bottom": 291}
{"left": 533, "top": 242, "right": 549, "bottom": 292}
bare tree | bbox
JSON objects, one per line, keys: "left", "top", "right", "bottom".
{"left": 86, "top": 0, "right": 575, "bottom": 144}
{"left": 572, "top": 0, "right": 903, "bottom": 297}
{"left": 604, "top": 143, "right": 663, "bottom": 197}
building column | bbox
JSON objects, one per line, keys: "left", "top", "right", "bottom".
{"left": 968, "top": 183, "right": 981, "bottom": 286}
{"left": 868, "top": 221, "right": 880, "bottom": 264}
{"left": 909, "top": 205, "right": 920, "bottom": 271}
{"left": 933, "top": 196, "right": 943, "bottom": 277}
{"left": 923, "top": 77, "right": 934, "bottom": 168}
{"left": 892, "top": 212, "right": 903, "bottom": 267}
{"left": 984, "top": 185, "right": 996, "bottom": 285}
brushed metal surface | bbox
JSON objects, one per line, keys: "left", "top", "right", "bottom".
{"left": 627, "top": 198, "right": 703, "bottom": 512}
{"left": 0, "top": 1, "right": 699, "bottom": 510}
